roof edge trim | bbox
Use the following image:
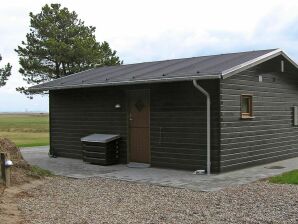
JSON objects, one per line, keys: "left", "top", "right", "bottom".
{"left": 30, "top": 74, "right": 221, "bottom": 91}
{"left": 221, "top": 49, "right": 298, "bottom": 79}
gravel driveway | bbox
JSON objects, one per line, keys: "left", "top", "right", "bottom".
{"left": 19, "top": 177, "right": 298, "bottom": 224}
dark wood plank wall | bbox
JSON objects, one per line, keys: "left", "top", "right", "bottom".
{"left": 50, "top": 81, "right": 221, "bottom": 172}
{"left": 49, "top": 87, "right": 128, "bottom": 162}
{"left": 220, "top": 56, "right": 298, "bottom": 172}
{"left": 150, "top": 81, "right": 220, "bottom": 172}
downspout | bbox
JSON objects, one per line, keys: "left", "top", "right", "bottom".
{"left": 192, "top": 80, "right": 211, "bottom": 175}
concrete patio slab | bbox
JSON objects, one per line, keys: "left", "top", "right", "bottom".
{"left": 21, "top": 146, "right": 298, "bottom": 191}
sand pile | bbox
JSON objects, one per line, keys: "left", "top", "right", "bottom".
{"left": 0, "top": 138, "right": 36, "bottom": 185}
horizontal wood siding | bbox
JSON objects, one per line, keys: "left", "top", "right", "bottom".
{"left": 50, "top": 87, "right": 127, "bottom": 162}
{"left": 220, "top": 56, "right": 298, "bottom": 172}
{"left": 50, "top": 81, "right": 221, "bottom": 171}
{"left": 150, "top": 81, "right": 220, "bottom": 172}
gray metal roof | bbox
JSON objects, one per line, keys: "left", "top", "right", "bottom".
{"left": 30, "top": 48, "right": 293, "bottom": 91}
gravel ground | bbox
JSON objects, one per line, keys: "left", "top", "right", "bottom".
{"left": 19, "top": 177, "right": 298, "bottom": 224}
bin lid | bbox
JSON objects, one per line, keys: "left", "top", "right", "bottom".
{"left": 81, "top": 134, "right": 120, "bottom": 143}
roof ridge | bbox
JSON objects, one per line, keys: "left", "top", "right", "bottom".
{"left": 117, "top": 48, "right": 278, "bottom": 67}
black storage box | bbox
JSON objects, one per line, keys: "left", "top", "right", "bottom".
{"left": 81, "top": 134, "right": 120, "bottom": 165}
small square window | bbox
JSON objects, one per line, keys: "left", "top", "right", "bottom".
{"left": 241, "top": 95, "right": 253, "bottom": 118}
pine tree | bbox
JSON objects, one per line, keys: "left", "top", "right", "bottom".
{"left": 16, "top": 3, "right": 122, "bottom": 94}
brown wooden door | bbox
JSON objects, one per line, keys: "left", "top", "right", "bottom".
{"left": 128, "top": 90, "right": 150, "bottom": 163}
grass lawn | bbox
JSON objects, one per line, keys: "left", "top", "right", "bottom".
{"left": 0, "top": 113, "right": 49, "bottom": 147}
{"left": 29, "top": 165, "right": 54, "bottom": 177}
{"left": 269, "top": 169, "right": 298, "bottom": 184}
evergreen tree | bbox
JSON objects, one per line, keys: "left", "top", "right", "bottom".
{"left": 16, "top": 3, "right": 122, "bottom": 94}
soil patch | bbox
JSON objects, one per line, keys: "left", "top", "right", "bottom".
{"left": 0, "top": 179, "right": 45, "bottom": 224}
{"left": 0, "top": 138, "right": 44, "bottom": 185}
{"left": 0, "top": 138, "right": 48, "bottom": 223}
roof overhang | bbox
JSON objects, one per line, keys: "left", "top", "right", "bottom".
{"left": 31, "top": 73, "right": 221, "bottom": 91}
{"left": 221, "top": 49, "right": 298, "bottom": 79}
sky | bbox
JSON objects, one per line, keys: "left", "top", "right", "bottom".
{"left": 1, "top": 0, "right": 298, "bottom": 112}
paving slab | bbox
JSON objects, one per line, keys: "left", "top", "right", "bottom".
{"left": 21, "top": 146, "right": 298, "bottom": 191}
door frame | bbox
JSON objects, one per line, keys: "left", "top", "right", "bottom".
{"left": 126, "top": 88, "right": 151, "bottom": 164}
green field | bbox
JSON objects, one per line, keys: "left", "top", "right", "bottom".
{"left": 0, "top": 113, "right": 49, "bottom": 147}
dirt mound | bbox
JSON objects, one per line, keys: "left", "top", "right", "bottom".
{"left": 0, "top": 139, "right": 49, "bottom": 224}
{"left": 0, "top": 138, "right": 24, "bottom": 163}
{"left": 0, "top": 138, "right": 37, "bottom": 186}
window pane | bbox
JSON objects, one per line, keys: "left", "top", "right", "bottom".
{"left": 241, "top": 97, "right": 249, "bottom": 113}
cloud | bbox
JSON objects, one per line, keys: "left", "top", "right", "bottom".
{"left": 1, "top": 0, "right": 298, "bottom": 112}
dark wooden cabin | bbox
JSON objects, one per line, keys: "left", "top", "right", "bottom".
{"left": 31, "top": 49, "right": 298, "bottom": 173}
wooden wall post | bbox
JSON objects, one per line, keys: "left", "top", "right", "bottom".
{"left": 1, "top": 153, "right": 5, "bottom": 183}
{"left": 0, "top": 153, "right": 11, "bottom": 187}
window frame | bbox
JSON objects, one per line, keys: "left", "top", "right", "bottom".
{"left": 240, "top": 94, "right": 253, "bottom": 119}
